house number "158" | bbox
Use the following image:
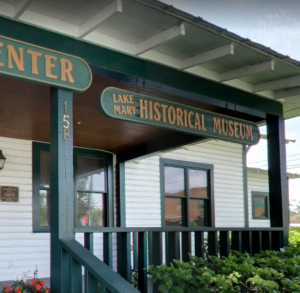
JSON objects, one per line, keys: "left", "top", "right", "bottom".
{"left": 63, "top": 101, "right": 70, "bottom": 141}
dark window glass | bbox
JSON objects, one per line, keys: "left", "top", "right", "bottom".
{"left": 165, "top": 197, "right": 182, "bottom": 226}
{"left": 77, "top": 156, "right": 106, "bottom": 191}
{"left": 189, "top": 169, "right": 208, "bottom": 198}
{"left": 162, "top": 160, "right": 212, "bottom": 227}
{"left": 39, "top": 190, "right": 50, "bottom": 226}
{"left": 189, "top": 199, "right": 205, "bottom": 227}
{"left": 76, "top": 192, "right": 105, "bottom": 226}
{"left": 164, "top": 166, "right": 185, "bottom": 197}
{"left": 40, "top": 151, "right": 50, "bottom": 188}
{"left": 253, "top": 196, "right": 267, "bottom": 218}
{"left": 33, "top": 142, "right": 111, "bottom": 232}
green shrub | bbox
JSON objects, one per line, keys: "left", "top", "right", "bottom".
{"left": 149, "top": 245, "right": 300, "bottom": 292}
{"left": 289, "top": 227, "right": 300, "bottom": 247}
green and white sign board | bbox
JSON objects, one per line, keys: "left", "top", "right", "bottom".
{"left": 0, "top": 35, "right": 92, "bottom": 92}
{"left": 100, "top": 87, "right": 260, "bottom": 145}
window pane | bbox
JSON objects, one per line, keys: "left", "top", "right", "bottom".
{"left": 189, "top": 169, "right": 208, "bottom": 198}
{"left": 164, "top": 166, "right": 185, "bottom": 197}
{"left": 40, "top": 151, "right": 50, "bottom": 188}
{"left": 77, "top": 192, "right": 105, "bottom": 226}
{"left": 189, "top": 199, "right": 205, "bottom": 227}
{"left": 77, "top": 156, "right": 106, "bottom": 191}
{"left": 40, "top": 190, "right": 50, "bottom": 226}
{"left": 165, "top": 197, "right": 183, "bottom": 226}
{"left": 254, "top": 197, "right": 267, "bottom": 218}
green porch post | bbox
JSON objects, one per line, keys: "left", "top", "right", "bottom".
{"left": 50, "top": 88, "right": 75, "bottom": 293}
{"left": 266, "top": 114, "right": 289, "bottom": 247}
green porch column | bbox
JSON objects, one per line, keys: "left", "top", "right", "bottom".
{"left": 50, "top": 88, "right": 75, "bottom": 293}
{"left": 266, "top": 114, "right": 289, "bottom": 247}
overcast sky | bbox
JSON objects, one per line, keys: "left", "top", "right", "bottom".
{"left": 159, "top": 0, "right": 300, "bottom": 206}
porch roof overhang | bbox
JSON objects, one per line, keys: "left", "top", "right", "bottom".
{"left": 0, "top": 0, "right": 298, "bottom": 119}
{"left": 0, "top": 0, "right": 293, "bottom": 159}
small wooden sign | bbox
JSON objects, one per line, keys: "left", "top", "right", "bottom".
{"left": 0, "top": 186, "right": 19, "bottom": 202}
{"left": 0, "top": 35, "right": 92, "bottom": 92}
{"left": 99, "top": 87, "right": 260, "bottom": 145}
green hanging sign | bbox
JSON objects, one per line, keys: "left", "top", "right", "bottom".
{"left": 100, "top": 87, "right": 260, "bottom": 145}
{"left": 0, "top": 35, "right": 92, "bottom": 92}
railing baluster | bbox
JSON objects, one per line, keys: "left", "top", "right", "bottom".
{"left": 84, "top": 232, "right": 94, "bottom": 252}
{"left": 62, "top": 247, "right": 70, "bottom": 293}
{"left": 86, "top": 271, "right": 98, "bottom": 293}
{"left": 182, "top": 231, "right": 191, "bottom": 262}
{"left": 133, "top": 232, "right": 138, "bottom": 271}
{"left": 104, "top": 232, "right": 113, "bottom": 268}
{"left": 195, "top": 231, "right": 204, "bottom": 259}
{"left": 262, "top": 231, "right": 272, "bottom": 251}
{"left": 117, "top": 232, "right": 131, "bottom": 282}
{"left": 208, "top": 231, "right": 218, "bottom": 257}
{"left": 231, "top": 231, "right": 242, "bottom": 252}
{"left": 271, "top": 231, "right": 283, "bottom": 251}
{"left": 166, "top": 232, "right": 180, "bottom": 265}
{"left": 241, "top": 231, "right": 252, "bottom": 254}
{"left": 70, "top": 256, "right": 82, "bottom": 293}
{"left": 148, "top": 232, "right": 162, "bottom": 293}
{"left": 220, "top": 231, "right": 230, "bottom": 257}
{"left": 138, "top": 232, "right": 148, "bottom": 293}
{"left": 101, "top": 232, "right": 112, "bottom": 293}
{"left": 251, "top": 231, "right": 262, "bottom": 255}
{"left": 84, "top": 233, "right": 97, "bottom": 293}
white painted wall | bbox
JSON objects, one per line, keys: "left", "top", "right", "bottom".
{"left": 0, "top": 137, "right": 51, "bottom": 281}
{"left": 247, "top": 172, "right": 270, "bottom": 227}
{"left": 0, "top": 137, "right": 116, "bottom": 282}
{"left": 0, "top": 136, "right": 273, "bottom": 282}
{"left": 125, "top": 139, "right": 245, "bottom": 228}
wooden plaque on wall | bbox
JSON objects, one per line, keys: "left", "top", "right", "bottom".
{"left": 0, "top": 186, "right": 19, "bottom": 202}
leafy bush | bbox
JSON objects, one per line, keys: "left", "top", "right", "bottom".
{"left": 149, "top": 245, "right": 300, "bottom": 293}
{"left": 289, "top": 227, "right": 300, "bottom": 247}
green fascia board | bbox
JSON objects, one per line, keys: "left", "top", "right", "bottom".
{"left": 0, "top": 16, "right": 282, "bottom": 116}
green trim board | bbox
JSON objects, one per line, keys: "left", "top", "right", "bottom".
{"left": 115, "top": 160, "right": 126, "bottom": 227}
{"left": 100, "top": 87, "right": 260, "bottom": 145}
{"left": 243, "top": 145, "right": 249, "bottom": 227}
{"left": 32, "top": 141, "right": 51, "bottom": 232}
{"left": 0, "top": 35, "right": 92, "bottom": 92}
{"left": 32, "top": 141, "right": 114, "bottom": 232}
{"left": 0, "top": 16, "right": 282, "bottom": 116}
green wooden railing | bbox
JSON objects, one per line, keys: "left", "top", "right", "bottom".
{"left": 59, "top": 238, "right": 140, "bottom": 293}
{"left": 67, "top": 227, "right": 284, "bottom": 293}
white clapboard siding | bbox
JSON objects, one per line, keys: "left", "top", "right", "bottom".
{"left": 0, "top": 135, "right": 255, "bottom": 282}
{"left": 0, "top": 138, "right": 51, "bottom": 282}
{"left": 247, "top": 172, "right": 270, "bottom": 228}
{"left": 125, "top": 140, "right": 244, "bottom": 228}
